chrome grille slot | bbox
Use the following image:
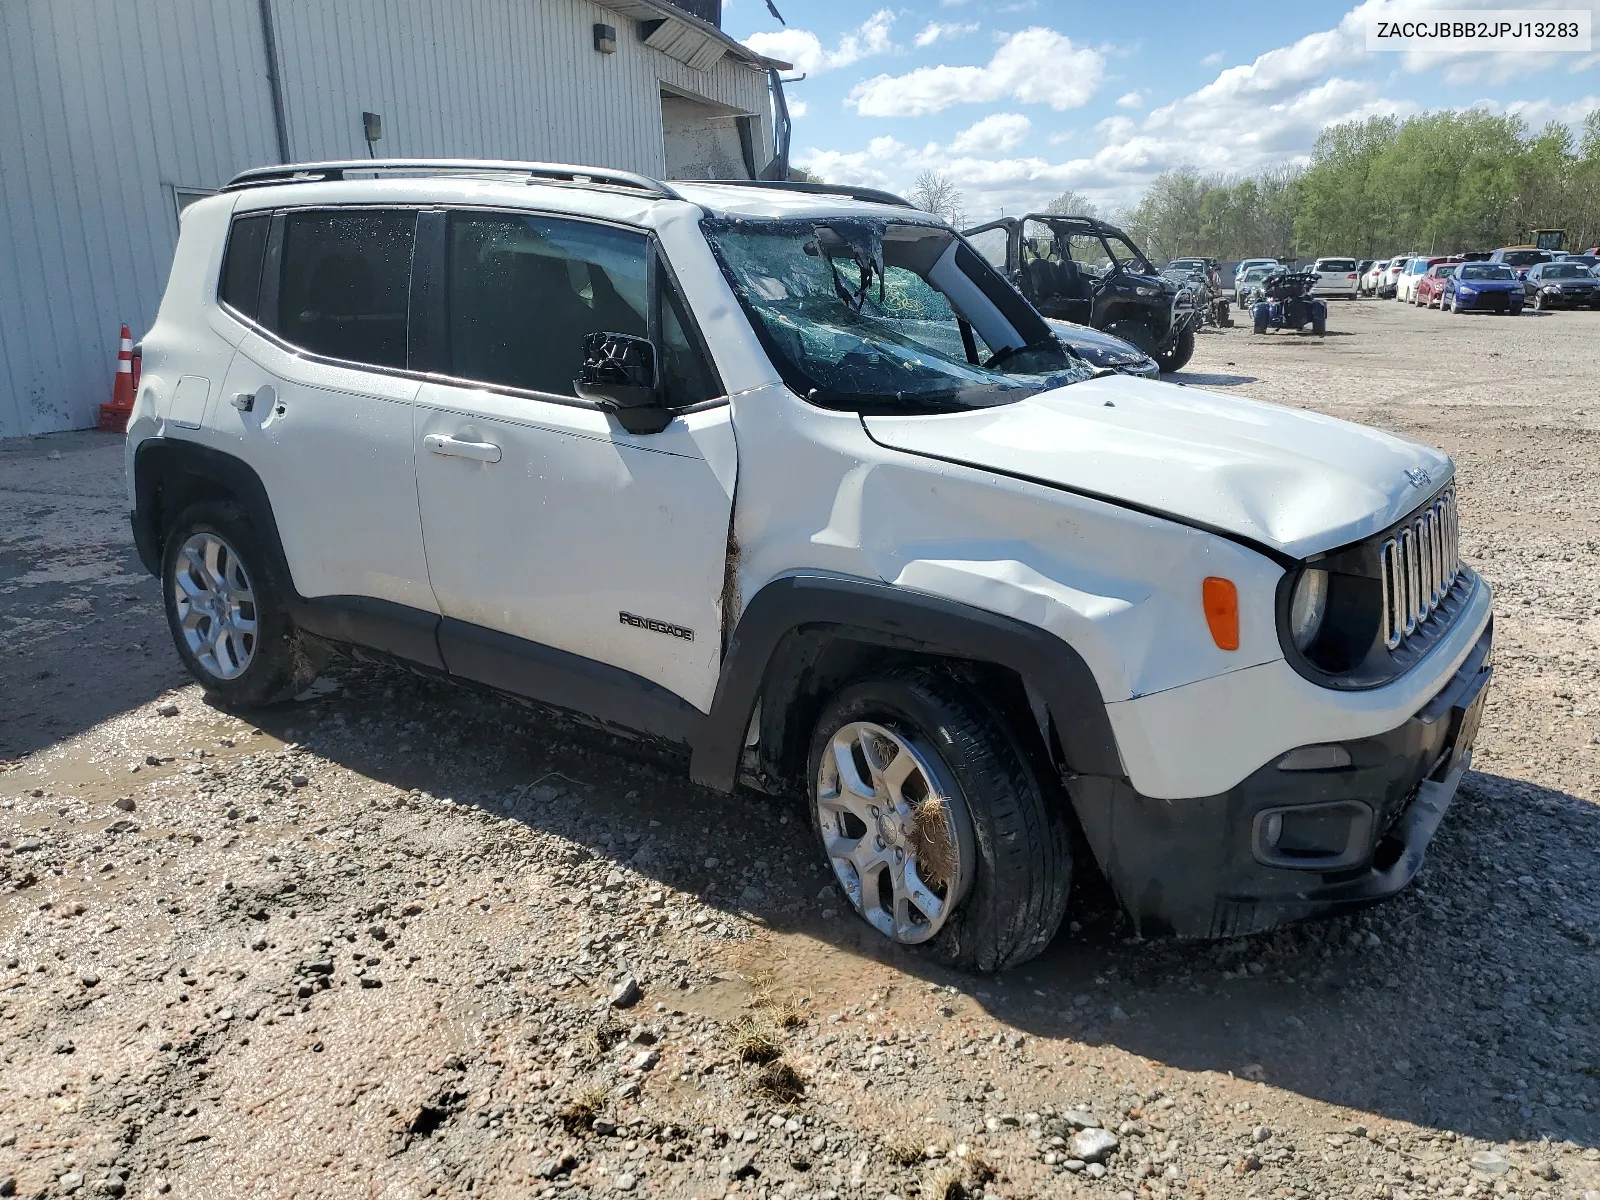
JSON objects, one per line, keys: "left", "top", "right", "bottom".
{"left": 1380, "top": 487, "right": 1460, "bottom": 651}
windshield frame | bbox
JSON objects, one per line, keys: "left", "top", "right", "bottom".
{"left": 701, "top": 215, "right": 1095, "bottom": 415}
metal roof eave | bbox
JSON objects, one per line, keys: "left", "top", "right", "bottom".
{"left": 594, "top": 0, "right": 791, "bottom": 72}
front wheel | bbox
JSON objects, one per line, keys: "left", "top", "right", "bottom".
{"left": 1312, "top": 313, "right": 1327, "bottom": 336}
{"left": 1532, "top": 292, "right": 1545, "bottom": 311}
{"left": 808, "top": 669, "right": 1071, "bottom": 972}
{"left": 1153, "top": 326, "right": 1196, "bottom": 372}
{"left": 162, "top": 500, "right": 323, "bottom": 707}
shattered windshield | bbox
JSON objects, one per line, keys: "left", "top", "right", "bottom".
{"left": 702, "top": 218, "right": 1093, "bottom": 413}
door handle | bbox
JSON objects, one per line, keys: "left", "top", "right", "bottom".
{"left": 424, "top": 433, "right": 501, "bottom": 463}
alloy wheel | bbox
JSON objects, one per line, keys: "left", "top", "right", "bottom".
{"left": 172, "top": 532, "right": 258, "bottom": 680}
{"left": 814, "top": 721, "right": 974, "bottom": 944}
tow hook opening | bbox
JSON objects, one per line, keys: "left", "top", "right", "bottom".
{"left": 1252, "top": 800, "right": 1373, "bottom": 871}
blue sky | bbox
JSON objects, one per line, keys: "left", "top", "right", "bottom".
{"left": 727, "top": 0, "right": 1599, "bottom": 221}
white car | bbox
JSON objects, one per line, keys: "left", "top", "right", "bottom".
{"left": 1395, "top": 256, "right": 1438, "bottom": 304}
{"left": 125, "top": 158, "right": 1493, "bottom": 969}
{"left": 1361, "top": 259, "right": 1388, "bottom": 295}
{"left": 1309, "top": 258, "right": 1361, "bottom": 298}
{"left": 1233, "top": 258, "right": 1279, "bottom": 302}
{"left": 1379, "top": 256, "right": 1416, "bottom": 298}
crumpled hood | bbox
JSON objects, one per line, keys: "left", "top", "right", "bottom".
{"left": 862, "top": 374, "right": 1452, "bottom": 560}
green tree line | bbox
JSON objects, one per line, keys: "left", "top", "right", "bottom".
{"left": 1115, "top": 109, "right": 1600, "bottom": 262}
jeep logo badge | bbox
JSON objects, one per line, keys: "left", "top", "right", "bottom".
{"left": 1405, "top": 467, "right": 1432, "bottom": 488}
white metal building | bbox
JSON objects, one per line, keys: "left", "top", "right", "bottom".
{"left": 0, "top": 0, "right": 783, "bottom": 438}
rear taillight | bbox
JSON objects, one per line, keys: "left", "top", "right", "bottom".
{"left": 131, "top": 345, "right": 141, "bottom": 392}
{"left": 1347, "top": 273, "right": 1357, "bottom": 279}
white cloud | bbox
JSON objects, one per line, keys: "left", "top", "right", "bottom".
{"left": 915, "top": 21, "right": 979, "bottom": 47}
{"left": 1470, "top": 94, "right": 1600, "bottom": 130}
{"left": 788, "top": 99, "right": 809, "bottom": 119}
{"left": 846, "top": 27, "right": 1105, "bottom": 117}
{"left": 1201, "top": 51, "right": 1224, "bottom": 66}
{"left": 947, "top": 113, "right": 1032, "bottom": 154}
{"left": 742, "top": 9, "right": 895, "bottom": 75}
{"left": 1115, "top": 91, "right": 1143, "bottom": 109}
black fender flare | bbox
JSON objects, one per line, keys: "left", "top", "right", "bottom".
{"left": 688, "top": 574, "right": 1123, "bottom": 792}
{"left": 131, "top": 437, "right": 298, "bottom": 596}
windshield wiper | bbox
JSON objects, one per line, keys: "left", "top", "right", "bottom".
{"left": 983, "top": 337, "right": 1057, "bottom": 370}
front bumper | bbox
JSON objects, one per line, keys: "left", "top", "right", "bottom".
{"left": 1075, "top": 620, "right": 1493, "bottom": 939}
{"left": 1535, "top": 290, "right": 1600, "bottom": 307}
{"left": 1458, "top": 290, "right": 1523, "bottom": 311}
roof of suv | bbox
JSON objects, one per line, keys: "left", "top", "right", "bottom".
{"left": 218, "top": 159, "right": 931, "bottom": 228}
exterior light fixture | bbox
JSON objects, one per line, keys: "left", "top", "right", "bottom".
{"left": 593, "top": 23, "right": 617, "bottom": 53}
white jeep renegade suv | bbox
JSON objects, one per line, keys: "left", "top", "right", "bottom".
{"left": 127, "top": 159, "right": 1493, "bottom": 971}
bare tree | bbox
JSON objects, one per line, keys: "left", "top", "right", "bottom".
{"left": 1045, "top": 189, "right": 1099, "bottom": 218}
{"left": 909, "top": 170, "right": 966, "bottom": 225}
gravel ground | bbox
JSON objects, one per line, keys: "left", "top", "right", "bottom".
{"left": 1, "top": 299, "right": 1598, "bottom": 1200}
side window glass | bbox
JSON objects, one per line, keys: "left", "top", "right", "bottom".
{"left": 658, "top": 278, "right": 721, "bottom": 408}
{"left": 219, "top": 214, "right": 271, "bottom": 320}
{"left": 447, "top": 212, "right": 647, "bottom": 396}
{"left": 277, "top": 211, "right": 415, "bottom": 368}
{"left": 965, "top": 227, "right": 1009, "bottom": 271}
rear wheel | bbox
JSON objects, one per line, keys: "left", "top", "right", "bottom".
{"left": 1312, "top": 312, "right": 1327, "bottom": 336}
{"left": 162, "top": 500, "right": 323, "bottom": 707}
{"left": 808, "top": 668, "right": 1071, "bottom": 972}
{"left": 1253, "top": 311, "right": 1268, "bottom": 334}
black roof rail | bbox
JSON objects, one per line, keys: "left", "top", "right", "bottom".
{"left": 221, "top": 159, "right": 685, "bottom": 199}
{"left": 677, "top": 178, "right": 915, "bottom": 209}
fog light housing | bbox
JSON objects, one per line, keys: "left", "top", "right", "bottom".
{"left": 1252, "top": 800, "right": 1373, "bottom": 870}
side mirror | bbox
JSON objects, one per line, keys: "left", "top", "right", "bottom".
{"left": 574, "top": 332, "right": 671, "bottom": 434}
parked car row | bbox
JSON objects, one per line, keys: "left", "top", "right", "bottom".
{"left": 1406, "top": 261, "right": 1527, "bottom": 313}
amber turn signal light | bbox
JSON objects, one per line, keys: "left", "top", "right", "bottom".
{"left": 1202, "top": 577, "right": 1239, "bottom": 650}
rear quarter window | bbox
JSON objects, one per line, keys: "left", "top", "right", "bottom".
{"left": 219, "top": 214, "right": 271, "bottom": 320}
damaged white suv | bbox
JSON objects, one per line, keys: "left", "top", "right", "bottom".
{"left": 127, "top": 160, "right": 1493, "bottom": 971}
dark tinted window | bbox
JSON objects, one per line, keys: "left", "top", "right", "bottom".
{"left": 219, "top": 214, "right": 271, "bottom": 319}
{"left": 446, "top": 212, "right": 646, "bottom": 396}
{"left": 659, "top": 278, "right": 721, "bottom": 408}
{"left": 277, "top": 211, "right": 415, "bottom": 368}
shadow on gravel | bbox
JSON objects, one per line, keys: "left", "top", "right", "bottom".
{"left": 0, "top": 430, "right": 183, "bottom": 762}
{"left": 222, "top": 659, "right": 1600, "bottom": 1150}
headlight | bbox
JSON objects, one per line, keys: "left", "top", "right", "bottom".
{"left": 1458, "top": 286, "right": 1476, "bottom": 295}
{"left": 1543, "top": 286, "right": 1560, "bottom": 293}
{"left": 1288, "top": 569, "right": 1329, "bottom": 652}
{"left": 1134, "top": 285, "right": 1158, "bottom": 297}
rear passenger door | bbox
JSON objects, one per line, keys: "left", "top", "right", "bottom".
{"left": 209, "top": 208, "right": 439, "bottom": 654}
{"left": 411, "top": 209, "right": 735, "bottom": 723}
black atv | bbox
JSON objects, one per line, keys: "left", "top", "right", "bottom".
{"left": 963, "top": 213, "right": 1199, "bottom": 372}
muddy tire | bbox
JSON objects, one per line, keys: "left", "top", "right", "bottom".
{"left": 161, "top": 500, "right": 323, "bottom": 708}
{"left": 1103, "top": 318, "right": 1157, "bottom": 359}
{"left": 1154, "top": 326, "right": 1196, "bottom": 372}
{"left": 807, "top": 667, "right": 1071, "bottom": 973}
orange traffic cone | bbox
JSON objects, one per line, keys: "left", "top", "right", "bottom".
{"left": 98, "top": 323, "right": 136, "bottom": 433}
